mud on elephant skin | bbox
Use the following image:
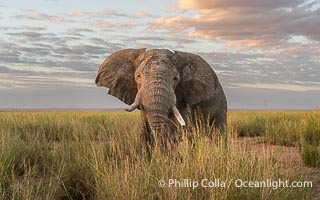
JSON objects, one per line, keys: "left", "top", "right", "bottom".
{"left": 95, "top": 48, "right": 227, "bottom": 147}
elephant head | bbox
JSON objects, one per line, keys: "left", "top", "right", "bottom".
{"left": 95, "top": 49, "right": 227, "bottom": 138}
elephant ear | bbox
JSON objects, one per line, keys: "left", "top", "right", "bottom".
{"left": 95, "top": 48, "right": 146, "bottom": 105}
{"left": 174, "top": 51, "right": 220, "bottom": 107}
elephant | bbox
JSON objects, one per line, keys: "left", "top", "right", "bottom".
{"left": 95, "top": 48, "right": 227, "bottom": 149}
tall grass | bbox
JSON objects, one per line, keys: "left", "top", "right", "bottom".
{"left": 0, "top": 111, "right": 318, "bottom": 199}
{"left": 299, "top": 113, "right": 320, "bottom": 167}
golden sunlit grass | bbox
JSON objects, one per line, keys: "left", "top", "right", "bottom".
{"left": 0, "top": 111, "right": 319, "bottom": 199}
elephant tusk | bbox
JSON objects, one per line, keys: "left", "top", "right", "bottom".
{"left": 124, "top": 102, "right": 139, "bottom": 112}
{"left": 172, "top": 106, "right": 186, "bottom": 127}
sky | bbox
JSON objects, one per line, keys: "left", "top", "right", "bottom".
{"left": 0, "top": 0, "right": 319, "bottom": 110}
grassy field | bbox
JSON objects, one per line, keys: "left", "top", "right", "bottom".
{"left": 0, "top": 111, "right": 319, "bottom": 199}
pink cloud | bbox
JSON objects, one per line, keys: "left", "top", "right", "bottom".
{"left": 149, "top": 0, "right": 320, "bottom": 50}
{"left": 90, "top": 21, "right": 137, "bottom": 29}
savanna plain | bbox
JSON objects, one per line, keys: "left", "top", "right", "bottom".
{"left": 0, "top": 111, "right": 319, "bottom": 199}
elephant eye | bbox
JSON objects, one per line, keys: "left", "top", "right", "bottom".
{"left": 174, "top": 77, "right": 178, "bottom": 81}
{"left": 136, "top": 74, "right": 141, "bottom": 80}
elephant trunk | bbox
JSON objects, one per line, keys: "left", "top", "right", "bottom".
{"left": 145, "top": 94, "right": 171, "bottom": 134}
{"left": 142, "top": 73, "right": 173, "bottom": 135}
{"left": 146, "top": 110, "right": 170, "bottom": 135}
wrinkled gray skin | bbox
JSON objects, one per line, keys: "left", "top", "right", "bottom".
{"left": 95, "top": 49, "right": 227, "bottom": 147}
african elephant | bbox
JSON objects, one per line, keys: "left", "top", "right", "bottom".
{"left": 95, "top": 49, "right": 227, "bottom": 147}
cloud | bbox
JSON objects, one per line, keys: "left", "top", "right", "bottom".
{"left": 69, "top": 9, "right": 128, "bottom": 18}
{"left": 176, "top": 0, "right": 302, "bottom": 11}
{"left": 149, "top": 0, "right": 320, "bottom": 47}
{"left": 68, "top": 28, "right": 94, "bottom": 33}
{"left": 9, "top": 31, "right": 44, "bottom": 41}
{"left": 15, "top": 11, "right": 68, "bottom": 23}
{"left": 286, "top": 35, "right": 319, "bottom": 45}
{"left": 69, "top": 9, "right": 155, "bottom": 19}
{"left": 89, "top": 21, "right": 138, "bottom": 29}
{"left": 149, "top": 16, "right": 194, "bottom": 32}
{"left": 0, "top": 66, "right": 12, "bottom": 73}
{"left": 1, "top": 27, "right": 122, "bottom": 62}
{"left": 0, "top": 20, "right": 125, "bottom": 90}
{"left": 198, "top": 51, "right": 320, "bottom": 89}
{"left": 134, "top": 11, "right": 154, "bottom": 18}
{"left": 52, "top": 44, "right": 107, "bottom": 57}
{"left": 22, "top": 26, "right": 47, "bottom": 31}
{"left": 0, "top": 65, "right": 96, "bottom": 90}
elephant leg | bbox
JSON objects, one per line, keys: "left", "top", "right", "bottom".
{"left": 211, "top": 108, "right": 228, "bottom": 148}
{"left": 212, "top": 110, "right": 227, "bottom": 132}
{"left": 192, "top": 104, "right": 227, "bottom": 142}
